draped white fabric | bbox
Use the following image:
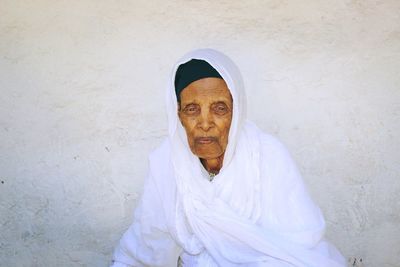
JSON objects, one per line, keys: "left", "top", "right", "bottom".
{"left": 111, "top": 49, "right": 346, "bottom": 267}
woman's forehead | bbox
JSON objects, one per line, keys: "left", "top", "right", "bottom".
{"left": 179, "top": 78, "right": 232, "bottom": 103}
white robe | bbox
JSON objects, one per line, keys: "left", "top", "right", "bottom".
{"left": 111, "top": 49, "right": 346, "bottom": 267}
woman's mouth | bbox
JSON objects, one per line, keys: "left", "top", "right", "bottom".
{"left": 195, "top": 137, "right": 217, "bottom": 144}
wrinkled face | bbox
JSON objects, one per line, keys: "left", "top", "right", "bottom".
{"left": 178, "top": 77, "right": 233, "bottom": 160}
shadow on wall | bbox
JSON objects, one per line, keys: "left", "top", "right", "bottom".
{"left": 348, "top": 257, "right": 363, "bottom": 267}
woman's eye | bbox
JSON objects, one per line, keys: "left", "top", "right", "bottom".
{"left": 214, "top": 104, "right": 229, "bottom": 114}
{"left": 184, "top": 105, "right": 199, "bottom": 114}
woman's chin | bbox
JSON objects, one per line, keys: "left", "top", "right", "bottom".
{"left": 193, "top": 148, "right": 223, "bottom": 160}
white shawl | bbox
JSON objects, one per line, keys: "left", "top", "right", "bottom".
{"left": 112, "top": 49, "right": 346, "bottom": 267}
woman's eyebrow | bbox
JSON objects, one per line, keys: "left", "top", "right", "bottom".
{"left": 211, "top": 100, "right": 232, "bottom": 106}
{"left": 182, "top": 102, "right": 198, "bottom": 108}
{"left": 212, "top": 101, "right": 228, "bottom": 104}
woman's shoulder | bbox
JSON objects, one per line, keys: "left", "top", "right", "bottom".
{"left": 149, "top": 137, "right": 171, "bottom": 162}
{"left": 259, "top": 131, "right": 286, "bottom": 149}
{"left": 147, "top": 138, "right": 176, "bottom": 186}
{"left": 245, "top": 122, "right": 291, "bottom": 157}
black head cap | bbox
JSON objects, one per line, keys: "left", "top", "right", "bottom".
{"left": 174, "top": 59, "right": 223, "bottom": 101}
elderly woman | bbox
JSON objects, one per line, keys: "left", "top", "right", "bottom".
{"left": 111, "top": 49, "right": 345, "bottom": 267}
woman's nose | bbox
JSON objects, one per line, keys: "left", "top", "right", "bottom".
{"left": 198, "top": 111, "right": 213, "bottom": 131}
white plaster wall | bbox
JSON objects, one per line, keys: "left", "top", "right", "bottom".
{"left": 0, "top": 1, "right": 399, "bottom": 266}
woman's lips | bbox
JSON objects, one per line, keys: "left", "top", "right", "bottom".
{"left": 195, "top": 137, "right": 217, "bottom": 144}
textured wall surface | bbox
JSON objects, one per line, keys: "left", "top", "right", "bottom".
{"left": 1, "top": 1, "right": 399, "bottom": 266}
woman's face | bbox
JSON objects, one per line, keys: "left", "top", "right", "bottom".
{"left": 178, "top": 77, "right": 233, "bottom": 160}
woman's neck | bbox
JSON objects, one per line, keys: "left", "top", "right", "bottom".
{"left": 200, "top": 155, "right": 224, "bottom": 174}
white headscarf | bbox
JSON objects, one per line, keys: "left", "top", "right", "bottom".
{"left": 159, "top": 48, "right": 345, "bottom": 266}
